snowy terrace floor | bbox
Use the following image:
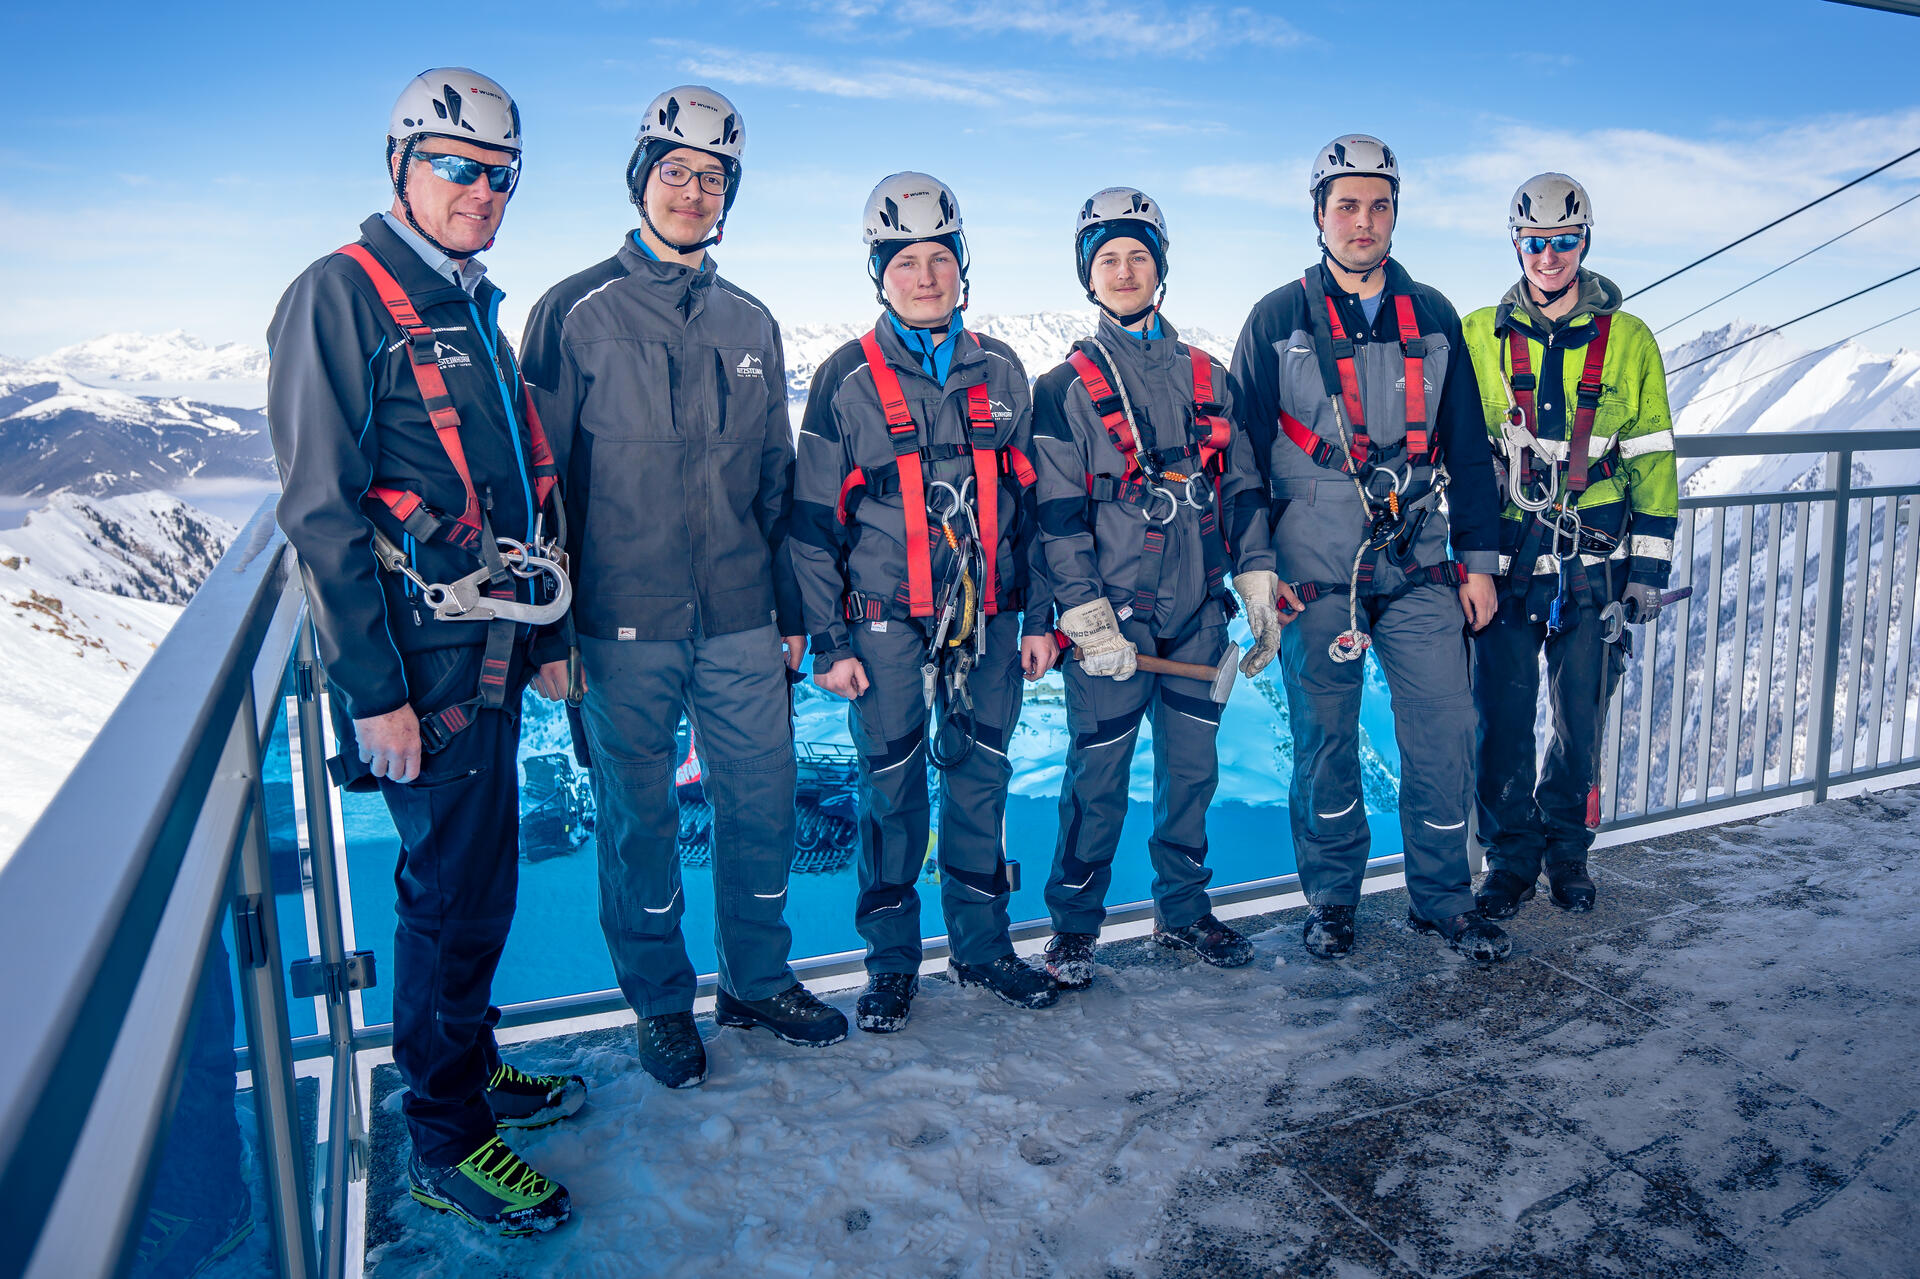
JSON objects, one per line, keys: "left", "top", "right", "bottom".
{"left": 362, "top": 788, "right": 1920, "bottom": 1278}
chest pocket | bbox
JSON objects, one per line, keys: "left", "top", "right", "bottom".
{"left": 577, "top": 337, "right": 675, "bottom": 441}
{"left": 714, "top": 345, "right": 772, "bottom": 440}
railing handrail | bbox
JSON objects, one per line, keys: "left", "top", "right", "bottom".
{"left": 1672, "top": 426, "right": 1920, "bottom": 457}
{"left": 0, "top": 505, "right": 294, "bottom": 1277}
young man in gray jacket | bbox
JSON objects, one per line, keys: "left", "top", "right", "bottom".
{"left": 1031, "top": 188, "right": 1301, "bottom": 989}
{"left": 790, "top": 172, "right": 1059, "bottom": 1033}
{"left": 521, "top": 85, "right": 846, "bottom": 1089}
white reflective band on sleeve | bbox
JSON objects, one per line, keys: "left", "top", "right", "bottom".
{"left": 1620, "top": 430, "right": 1675, "bottom": 458}
{"left": 1630, "top": 535, "right": 1675, "bottom": 558}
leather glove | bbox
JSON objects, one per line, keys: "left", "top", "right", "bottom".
{"left": 1059, "top": 599, "right": 1138, "bottom": 681}
{"left": 1621, "top": 582, "right": 1664, "bottom": 624}
{"left": 1235, "top": 570, "right": 1283, "bottom": 677}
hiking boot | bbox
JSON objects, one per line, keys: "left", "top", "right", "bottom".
{"left": 1546, "top": 861, "right": 1596, "bottom": 912}
{"left": 1043, "top": 932, "right": 1097, "bottom": 990}
{"left": 1302, "top": 904, "right": 1356, "bottom": 959}
{"left": 638, "top": 1012, "right": 708, "bottom": 1088}
{"left": 1408, "top": 910, "right": 1512, "bottom": 963}
{"left": 486, "top": 1061, "right": 587, "bottom": 1130}
{"left": 952, "top": 954, "right": 1060, "bottom": 1009}
{"left": 1153, "top": 912, "right": 1255, "bottom": 968}
{"left": 715, "top": 983, "right": 849, "bottom": 1047}
{"left": 856, "top": 973, "right": 919, "bottom": 1034}
{"left": 1474, "top": 869, "right": 1539, "bottom": 921}
{"left": 408, "top": 1135, "right": 571, "bottom": 1237}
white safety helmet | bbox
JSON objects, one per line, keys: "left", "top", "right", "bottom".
{"left": 385, "top": 68, "right": 522, "bottom": 260}
{"left": 636, "top": 84, "right": 745, "bottom": 163}
{"left": 1074, "top": 186, "right": 1169, "bottom": 284}
{"left": 1508, "top": 172, "right": 1593, "bottom": 231}
{"left": 627, "top": 85, "right": 746, "bottom": 251}
{"left": 863, "top": 171, "right": 969, "bottom": 313}
{"left": 1309, "top": 133, "right": 1399, "bottom": 203}
{"left": 387, "top": 67, "right": 523, "bottom": 156}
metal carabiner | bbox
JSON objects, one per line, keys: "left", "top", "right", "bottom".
{"left": 925, "top": 478, "right": 965, "bottom": 524}
{"left": 1549, "top": 503, "right": 1584, "bottom": 563}
{"left": 1141, "top": 483, "right": 1180, "bottom": 525}
{"left": 1362, "top": 463, "right": 1408, "bottom": 506}
{"left": 1176, "top": 472, "right": 1212, "bottom": 510}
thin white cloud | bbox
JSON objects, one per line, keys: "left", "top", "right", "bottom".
{"left": 659, "top": 40, "right": 1056, "bottom": 108}
{"left": 809, "top": 0, "right": 1307, "bottom": 56}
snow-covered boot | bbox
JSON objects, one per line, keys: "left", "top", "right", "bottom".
{"left": 485, "top": 1061, "right": 588, "bottom": 1129}
{"left": 1546, "top": 861, "right": 1596, "bottom": 912}
{"left": 1473, "top": 869, "right": 1538, "bottom": 921}
{"left": 638, "top": 1012, "right": 708, "bottom": 1089}
{"left": 855, "top": 973, "right": 918, "bottom": 1034}
{"left": 1043, "top": 932, "right": 1097, "bottom": 990}
{"left": 715, "top": 984, "right": 849, "bottom": 1047}
{"left": 1407, "top": 910, "right": 1512, "bottom": 963}
{"left": 1153, "top": 912, "right": 1255, "bottom": 968}
{"left": 1302, "top": 904, "right": 1356, "bottom": 959}
{"left": 408, "top": 1136, "right": 571, "bottom": 1237}
{"left": 952, "top": 954, "right": 1060, "bottom": 1009}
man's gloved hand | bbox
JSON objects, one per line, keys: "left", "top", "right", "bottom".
{"left": 1621, "top": 582, "right": 1664, "bottom": 625}
{"left": 1233, "top": 570, "right": 1303, "bottom": 676}
{"left": 1059, "top": 598, "right": 1137, "bottom": 681}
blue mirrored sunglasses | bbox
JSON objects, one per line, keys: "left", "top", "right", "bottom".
{"left": 1517, "top": 231, "right": 1585, "bottom": 255}
{"left": 415, "top": 151, "right": 520, "bottom": 195}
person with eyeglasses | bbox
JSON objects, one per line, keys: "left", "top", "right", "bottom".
{"left": 1030, "top": 188, "right": 1299, "bottom": 990}
{"left": 521, "top": 84, "right": 846, "bottom": 1090}
{"left": 1462, "top": 173, "right": 1678, "bottom": 920}
{"left": 1230, "top": 134, "right": 1510, "bottom": 964}
{"left": 266, "top": 67, "right": 579, "bottom": 1238}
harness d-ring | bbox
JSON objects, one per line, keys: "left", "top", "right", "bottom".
{"left": 1142, "top": 483, "right": 1180, "bottom": 525}
{"left": 926, "top": 478, "right": 965, "bottom": 524}
{"left": 1362, "top": 464, "right": 1407, "bottom": 504}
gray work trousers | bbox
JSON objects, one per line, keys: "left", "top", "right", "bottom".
{"left": 1045, "top": 611, "right": 1227, "bottom": 935}
{"left": 846, "top": 611, "right": 1025, "bottom": 973}
{"left": 1279, "top": 584, "right": 1478, "bottom": 921}
{"left": 578, "top": 626, "right": 797, "bottom": 1017}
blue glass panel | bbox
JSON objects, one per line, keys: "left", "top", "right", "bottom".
{"left": 341, "top": 632, "right": 1406, "bottom": 1024}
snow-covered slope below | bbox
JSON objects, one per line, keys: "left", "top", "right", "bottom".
{"left": 30, "top": 330, "right": 269, "bottom": 383}
{"left": 0, "top": 493, "right": 234, "bottom": 862}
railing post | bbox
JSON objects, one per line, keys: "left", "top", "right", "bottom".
{"left": 1811, "top": 451, "right": 1852, "bottom": 802}
{"left": 228, "top": 682, "right": 319, "bottom": 1279}
{"left": 293, "top": 620, "right": 363, "bottom": 1279}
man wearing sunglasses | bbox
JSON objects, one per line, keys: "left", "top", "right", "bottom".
{"left": 522, "top": 85, "right": 845, "bottom": 1091}
{"left": 1463, "top": 174, "right": 1677, "bottom": 920}
{"left": 267, "top": 68, "right": 577, "bottom": 1238}
{"left": 1231, "top": 134, "right": 1510, "bottom": 964}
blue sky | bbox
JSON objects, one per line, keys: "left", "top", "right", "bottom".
{"left": 4, "top": 0, "right": 1919, "bottom": 362}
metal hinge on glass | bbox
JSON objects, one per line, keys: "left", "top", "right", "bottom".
{"left": 233, "top": 894, "right": 270, "bottom": 968}
{"left": 289, "top": 951, "right": 380, "bottom": 1001}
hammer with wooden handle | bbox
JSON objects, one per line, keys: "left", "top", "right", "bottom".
{"left": 1051, "top": 629, "right": 1239, "bottom": 704}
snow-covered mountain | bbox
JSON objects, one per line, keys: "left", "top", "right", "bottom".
{"left": 29, "top": 331, "right": 269, "bottom": 383}
{"left": 1664, "top": 322, "right": 1920, "bottom": 493}
{"left": 0, "top": 364, "right": 273, "bottom": 499}
{"left": 0, "top": 493, "right": 235, "bottom": 861}
{"left": 782, "top": 310, "right": 1236, "bottom": 409}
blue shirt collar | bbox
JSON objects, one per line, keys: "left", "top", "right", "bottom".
{"left": 887, "top": 311, "right": 967, "bottom": 384}
{"left": 379, "top": 211, "right": 486, "bottom": 295}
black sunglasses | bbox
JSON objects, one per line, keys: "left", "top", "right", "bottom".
{"left": 414, "top": 151, "right": 521, "bottom": 195}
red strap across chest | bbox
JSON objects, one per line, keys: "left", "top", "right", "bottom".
{"left": 1391, "top": 295, "right": 1429, "bottom": 462}
{"left": 1066, "top": 348, "right": 1138, "bottom": 475}
{"left": 1568, "top": 315, "right": 1612, "bottom": 494}
{"left": 1309, "top": 276, "right": 1368, "bottom": 466}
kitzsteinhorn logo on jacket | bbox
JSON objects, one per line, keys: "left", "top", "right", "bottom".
{"left": 734, "top": 353, "right": 764, "bottom": 379}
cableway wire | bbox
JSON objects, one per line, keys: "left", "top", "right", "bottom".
{"left": 1628, "top": 142, "right": 1920, "bottom": 300}
{"left": 1674, "top": 302, "right": 1920, "bottom": 404}
{"left": 1665, "top": 265, "right": 1920, "bottom": 374}
{"left": 1654, "top": 189, "right": 1920, "bottom": 334}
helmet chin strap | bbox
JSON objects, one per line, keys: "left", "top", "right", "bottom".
{"left": 1318, "top": 233, "right": 1388, "bottom": 285}
{"left": 392, "top": 136, "right": 491, "bottom": 261}
{"left": 1087, "top": 280, "right": 1165, "bottom": 328}
{"left": 639, "top": 200, "right": 724, "bottom": 254}
{"left": 1515, "top": 231, "right": 1590, "bottom": 309}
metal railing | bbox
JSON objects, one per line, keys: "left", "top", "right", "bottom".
{"left": 1, "top": 428, "right": 1916, "bottom": 1279}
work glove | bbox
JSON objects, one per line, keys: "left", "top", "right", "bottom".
{"left": 1059, "top": 598, "right": 1137, "bottom": 681}
{"left": 1234, "top": 570, "right": 1284, "bottom": 677}
{"left": 1621, "top": 582, "right": 1664, "bottom": 625}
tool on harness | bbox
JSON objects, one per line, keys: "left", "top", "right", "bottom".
{"left": 1067, "top": 338, "right": 1238, "bottom": 624}
{"left": 334, "top": 241, "right": 567, "bottom": 752}
{"left": 848, "top": 329, "right": 1031, "bottom": 771}
{"left": 1279, "top": 274, "right": 1455, "bottom": 663}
